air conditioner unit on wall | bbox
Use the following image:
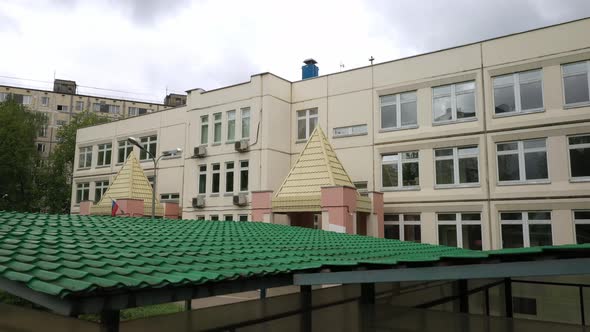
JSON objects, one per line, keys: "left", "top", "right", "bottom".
{"left": 192, "top": 196, "right": 205, "bottom": 208}
{"left": 234, "top": 140, "right": 249, "bottom": 152}
{"left": 233, "top": 194, "right": 247, "bottom": 206}
{"left": 193, "top": 146, "right": 207, "bottom": 158}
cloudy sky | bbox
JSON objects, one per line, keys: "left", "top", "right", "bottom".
{"left": 1, "top": 0, "right": 590, "bottom": 103}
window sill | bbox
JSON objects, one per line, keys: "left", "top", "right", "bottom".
{"left": 223, "top": 193, "right": 234, "bottom": 197}
{"left": 77, "top": 167, "right": 91, "bottom": 171}
{"left": 496, "top": 180, "right": 550, "bottom": 186}
{"left": 432, "top": 117, "right": 477, "bottom": 126}
{"left": 95, "top": 165, "right": 111, "bottom": 169}
{"left": 435, "top": 183, "right": 480, "bottom": 189}
{"left": 564, "top": 102, "right": 590, "bottom": 110}
{"left": 212, "top": 143, "right": 222, "bottom": 146}
{"left": 296, "top": 139, "right": 308, "bottom": 144}
{"left": 381, "top": 186, "right": 420, "bottom": 192}
{"left": 209, "top": 194, "right": 220, "bottom": 197}
{"left": 493, "top": 108, "right": 544, "bottom": 118}
{"left": 570, "top": 177, "right": 590, "bottom": 183}
{"left": 333, "top": 132, "right": 368, "bottom": 139}
{"left": 379, "top": 125, "right": 419, "bottom": 133}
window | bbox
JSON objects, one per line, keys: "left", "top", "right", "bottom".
{"left": 224, "top": 215, "right": 234, "bottom": 221}
{"left": 0, "top": 92, "right": 7, "bottom": 102}
{"left": 213, "top": 112, "right": 222, "bottom": 143}
{"left": 227, "top": 110, "right": 236, "bottom": 141}
{"left": 297, "top": 109, "right": 318, "bottom": 140}
{"left": 196, "top": 215, "right": 205, "bottom": 220}
{"left": 437, "top": 213, "right": 482, "bottom": 250}
{"left": 384, "top": 214, "right": 421, "bottom": 242}
{"left": 78, "top": 146, "right": 92, "bottom": 168}
{"left": 147, "top": 176, "right": 154, "bottom": 189}
{"left": 500, "top": 211, "right": 552, "bottom": 248}
{"left": 97, "top": 143, "right": 112, "bottom": 166}
{"left": 225, "top": 162, "right": 234, "bottom": 193}
{"left": 200, "top": 115, "right": 209, "bottom": 145}
{"left": 496, "top": 139, "right": 548, "bottom": 184}
{"left": 76, "top": 183, "right": 90, "bottom": 203}
{"left": 562, "top": 61, "right": 590, "bottom": 106}
{"left": 93, "top": 103, "right": 101, "bottom": 112}
{"left": 75, "top": 101, "right": 84, "bottom": 111}
{"left": 241, "top": 107, "right": 251, "bottom": 139}
{"left": 128, "top": 107, "right": 148, "bottom": 117}
{"left": 39, "top": 126, "right": 47, "bottom": 137}
{"left": 198, "top": 165, "right": 207, "bottom": 194}
{"left": 41, "top": 96, "right": 49, "bottom": 106}
{"left": 574, "top": 211, "right": 590, "bottom": 244}
{"left": 160, "top": 193, "right": 180, "bottom": 203}
{"left": 238, "top": 215, "right": 249, "bottom": 222}
{"left": 380, "top": 91, "right": 417, "bottom": 130}
{"left": 353, "top": 181, "right": 368, "bottom": 194}
{"left": 381, "top": 151, "right": 419, "bottom": 189}
{"left": 117, "top": 140, "right": 133, "bottom": 163}
{"left": 493, "top": 69, "right": 543, "bottom": 115}
{"left": 139, "top": 135, "right": 157, "bottom": 160}
{"left": 109, "top": 105, "right": 120, "bottom": 114}
{"left": 56, "top": 105, "right": 68, "bottom": 112}
{"left": 240, "top": 161, "right": 249, "bottom": 191}
{"left": 568, "top": 134, "right": 590, "bottom": 180}
{"left": 56, "top": 120, "right": 67, "bottom": 126}
{"left": 435, "top": 146, "right": 479, "bottom": 186}
{"left": 210, "top": 215, "right": 219, "bottom": 221}
{"left": 433, "top": 81, "right": 476, "bottom": 123}
{"left": 94, "top": 181, "right": 109, "bottom": 202}
{"left": 513, "top": 297, "right": 537, "bottom": 315}
{"left": 211, "top": 163, "right": 220, "bottom": 194}
{"left": 37, "top": 143, "right": 46, "bottom": 153}
{"left": 333, "top": 124, "right": 368, "bottom": 138}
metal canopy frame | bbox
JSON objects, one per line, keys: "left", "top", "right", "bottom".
{"left": 294, "top": 257, "right": 590, "bottom": 285}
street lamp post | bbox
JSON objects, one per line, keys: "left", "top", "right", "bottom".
{"left": 127, "top": 137, "right": 182, "bottom": 220}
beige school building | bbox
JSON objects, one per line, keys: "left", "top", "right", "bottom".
{"left": 72, "top": 18, "right": 590, "bottom": 251}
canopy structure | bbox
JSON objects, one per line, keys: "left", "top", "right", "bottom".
{"left": 89, "top": 153, "right": 163, "bottom": 217}
{"left": 271, "top": 126, "right": 371, "bottom": 213}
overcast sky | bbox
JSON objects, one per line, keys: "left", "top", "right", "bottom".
{"left": 1, "top": 0, "right": 590, "bottom": 103}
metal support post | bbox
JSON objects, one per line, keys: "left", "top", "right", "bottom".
{"left": 361, "top": 283, "right": 376, "bottom": 304}
{"left": 99, "top": 310, "right": 120, "bottom": 332}
{"left": 504, "top": 278, "right": 513, "bottom": 318}
{"left": 458, "top": 279, "right": 469, "bottom": 313}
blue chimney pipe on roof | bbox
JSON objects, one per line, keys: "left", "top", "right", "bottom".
{"left": 302, "top": 59, "right": 319, "bottom": 80}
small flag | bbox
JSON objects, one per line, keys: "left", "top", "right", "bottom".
{"left": 111, "top": 199, "right": 119, "bottom": 217}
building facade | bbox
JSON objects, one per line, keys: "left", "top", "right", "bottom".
{"left": 0, "top": 79, "right": 185, "bottom": 159}
{"left": 72, "top": 18, "right": 590, "bottom": 250}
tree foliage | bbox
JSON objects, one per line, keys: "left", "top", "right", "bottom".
{"left": 0, "top": 98, "right": 45, "bottom": 212}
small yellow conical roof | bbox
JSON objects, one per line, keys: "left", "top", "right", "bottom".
{"left": 90, "top": 152, "right": 164, "bottom": 216}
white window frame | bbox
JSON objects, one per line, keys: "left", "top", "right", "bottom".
{"left": 75, "top": 101, "right": 84, "bottom": 111}
{"left": 333, "top": 124, "right": 368, "bottom": 138}
{"left": 41, "top": 96, "right": 50, "bottom": 107}
{"left": 241, "top": 107, "right": 251, "bottom": 139}
{"left": 434, "top": 146, "right": 480, "bottom": 188}
{"left": 500, "top": 211, "right": 553, "bottom": 248}
{"left": 239, "top": 160, "right": 249, "bottom": 192}
{"left": 379, "top": 91, "right": 418, "bottom": 131}
{"left": 94, "top": 180, "right": 109, "bottom": 202}
{"left": 139, "top": 135, "right": 157, "bottom": 161}
{"left": 213, "top": 112, "right": 222, "bottom": 144}
{"left": 432, "top": 81, "right": 476, "bottom": 124}
{"left": 211, "top": 163, "right": 221, "bottom": 194}
{"left": 567, "top": 134, "right": 590, "bottom": 182}
{"left": 574, "top": 210, "right": 590, "bottom": 244}
{"left": 76, "top": 182, "right": 90, "bottom": 203}
{"left": 37, "top": 143, "right": 46, "bottom": 153}
{"left": 225, "top": 161, "right": 235, "bottom": 193}
{"left": 200, "top": 115, "right": 209, "bottom": 145}
{"left": 117, "top": 140, "right": 133, "bottom": 164}
{"left": 496, "top": 139, "right": 549, "bottom": 185}
{"left": 39, "top": 126, "right": 48, "bottom": 137}
{"left": 160, "top": 193, "right": 180, "bottom": 202}
{"left": 57, "top": 105, "right": 68, "bottom": 112}
{"left": 78, "top": 146, "right": 92, "bottom": 168}
{"left": 493, "top": 69, "right": 544, "bottom": 116}
{"left": 384, "top": 213, "right": 421, "bottom": 242}
{"left": 198, "top": 165, "right": 207, "bottom": 194}
{"left": 97, "top": 143, "right": 112, "bottom": 166}
{"left": 0, "top": 92, "right": 7, "bottom": 102}
{"left": 381, "top": 151, "right": 419, "bottom": 190}
{"left": 562, "top": 60, "right": 590, "bottom": 108}
{"left": 128, "top": 107, "right": 139, "bottom": 117}
{"left": 436, "top": 212, "right": 482, "bottom": 249}
{"left": 297, "top": 109, "right": 318, "bottom": 141}
{"left": 227, "top": 110, "right": 236, "bottom": 142}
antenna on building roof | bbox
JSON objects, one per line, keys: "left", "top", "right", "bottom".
{"left": 369, "top": 56, "right": 375, "bottom": 65}
{"left": 339, "top": 61, "right": 345, "bottom": 71}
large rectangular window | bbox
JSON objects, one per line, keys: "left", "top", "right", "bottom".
{"left": 297, "top": 109, "right": 318, "bottom": 140}
{"left": 78, "top": 146, "right": 92, "bottom": 168}
{"left": 500, "top": 211, "right": 552, "bottom": 248}
{"left": 76, "top": 183, "right": 90, "bottom": 203}
{"left": 380, "top": 91, "right": 417, "bottom": 130}
{"left": 434, "top": 146, "right": 479, "bottom": 186}
{"left": 118, "top": 140, "right": 133, "bottom": 163}
{"left": 381, "top": 151, "right": 419, "bottom": 189}
{"left": 437, "top": 213, "right": 482, "bottom": 250}
{"left": 213, "top": 113, "right": 222, "bottom": 143}
{"left": 211, "top": 163, "right": 220, "bottom": 194}
{"left": 574, "top": 211, "right": 590, "bottom": 244}
{"left": 41, "top": 96, "right": 49, "bottom": 107}
{"left": 75, "top": 101, "right": 84, "bottom": 111}
{"left": 568, "top": 134, "right": 590, "bottom": 180}
{"left": 225, "top": 161, "right": 234, "bottom": 193}
{"left": 139, "top": 135, "right": 157, "bottom": 161}
{"left": 241, "top": 107, "right": 251, "bottom": 139}
{"left": 160, "top": 193, "right": 180, "bottom": 203}
{"left": 240, "top": 160, "right": 249, "bottom": 191}
{"left": 200, "top": 115, "right": 209, "bottom": 145}
{"left": 562, "top": 61, "right": 590, "bottom": 106}
{"left": 198, "top": 165, "right": 207, "bottom": 194}
{"left": 433, "top": 81, "right": 476, "bottom": 123}
{"left": 496, "top": 139, "right": 548, "bottom": 184}
{"left": 493, "top": 69, "right": 543, "bottom": 115}
{"left": 384, "top": 214, "right": 421, "bottom": 242}
{"left": 227, "top": 110, "right": 236, "bottom": 142}
{"left": 94, "top": 180, "right": 109, "bottom": 202}
{"left": 97, "top": 143, "right": 112, "bottom": 166}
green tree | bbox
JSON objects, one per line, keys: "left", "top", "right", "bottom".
{"left": 0, "top": 98, "right": 45, "bottom": 211}
{"left": 43, "top": 110, "right": 110, "bottom": 213}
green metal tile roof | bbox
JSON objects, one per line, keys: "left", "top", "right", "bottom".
{"left": 0, "top": 211, "right": 589, "bottom": 299}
